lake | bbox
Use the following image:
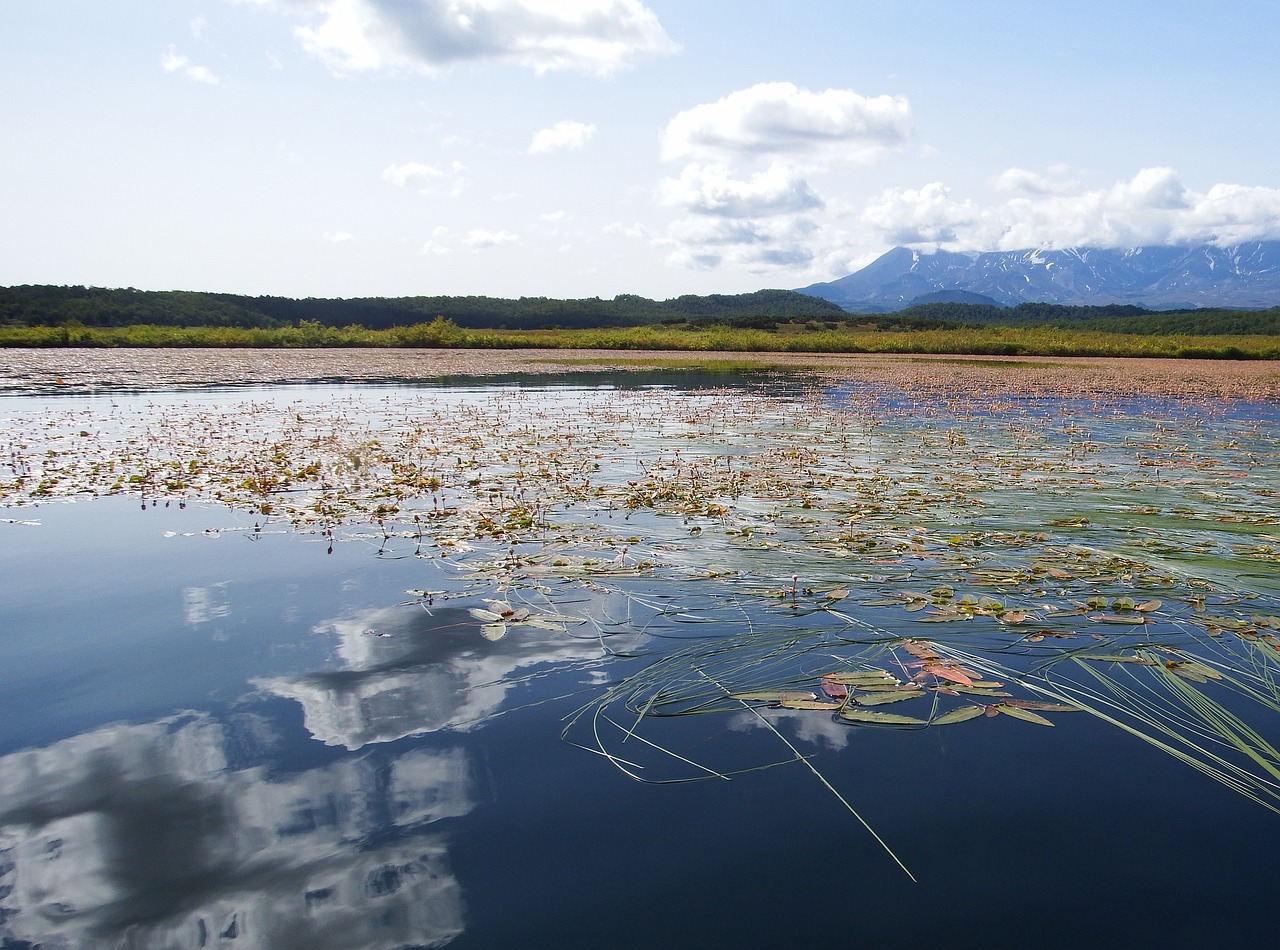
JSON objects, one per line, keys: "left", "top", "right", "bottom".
{"left": 2, "top": 350, "right": 1279, "bottom": 949}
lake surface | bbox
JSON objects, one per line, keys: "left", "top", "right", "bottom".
{"left": 2, "top": 365, "right": 1279, "bottom": 948}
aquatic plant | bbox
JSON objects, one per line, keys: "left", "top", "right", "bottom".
{"left": 3, "top": 355, "right": 1279, "bottom": 878}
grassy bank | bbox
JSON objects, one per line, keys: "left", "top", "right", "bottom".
{"left": 2, "top": 318, "right": 1278, "bottom": 359}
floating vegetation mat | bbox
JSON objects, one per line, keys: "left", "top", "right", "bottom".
{"left": 4, "top": 369, "right": 1280, "bottom": 877}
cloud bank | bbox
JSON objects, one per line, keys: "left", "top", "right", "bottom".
{"left": 656, "top": 82, "right": 911, "bottom": 274}
{"left": 235, "top": 0, "right": 676, "bottom": 76}
{"left": 866, "top": 167, "right": 1280, "bottom": 252}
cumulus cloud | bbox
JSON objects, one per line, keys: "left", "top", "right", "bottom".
{"left": 993, "top": 166, "right": 1073, "bottom": 195}
{"left": 660, "top": 215, "right": 819, "bottom": 272}
{"left": 323, "top": 230, "right": 354, "bottom": 242}
{"left": 863, "top": 167, "right": 1280, "bottom": 252}
{"left": 236, "top": 0, "right": 676, "bottom": 76}
{"left": 861, "top": 182, "right": 981, "bottom": 245}
{"left": 661, "top": 81, "right": 912, "bottom": 164}
{"left": 657, "top": 162, "right": 824, "bottom": 218}
{"left": 528, "top": 120, "right": 596, "bottom": 154}
{"left": 653, "top": 82, "right": 910, "bottom": 275}
{"left": 160, "top": 46, "right": 219, "bottom": 84}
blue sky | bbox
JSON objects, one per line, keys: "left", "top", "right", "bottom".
{"left": 4, "top": 0, "right": 1279, "bottom": 299}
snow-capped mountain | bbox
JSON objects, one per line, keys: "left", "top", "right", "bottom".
{"left": 797, "top": 241, "right": 1280, "bottom": 311}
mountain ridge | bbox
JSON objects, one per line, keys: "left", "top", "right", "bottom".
{"left": 797, "top": 241, "right": 1280, "bottom": 312}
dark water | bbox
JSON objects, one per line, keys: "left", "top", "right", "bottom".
{"left": 2, "top": 380, "right": 1279, "bottom": 949}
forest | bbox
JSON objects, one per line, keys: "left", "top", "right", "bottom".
{"left": 3, "top": 284, "right": 1279, "bottom": 336}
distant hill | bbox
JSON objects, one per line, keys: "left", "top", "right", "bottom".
{"left": 798, "top": 241, "right": 1280, "bottom": 311}
{"left": 0, "top": 286, "right": 846, "bottom": 331}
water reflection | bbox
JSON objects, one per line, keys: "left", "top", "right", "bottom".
{"left": 258, "top": 603, "right": 608, "bottom": 750}
{"left": 0, "top": 713, "right": 471, "bottom": 948}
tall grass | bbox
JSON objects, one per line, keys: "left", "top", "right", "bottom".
{"left": 2, "top": 319, "right": 1278, "bottom": 358}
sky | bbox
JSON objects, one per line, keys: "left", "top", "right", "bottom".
{"left": 4, "top": 0, "right": 1280, "bottom": 301}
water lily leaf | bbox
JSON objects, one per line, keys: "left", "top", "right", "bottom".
{"left": 1000, "top": 610, "right": 1030, "bottom": 624}
{"left": 779, "top": 699, "right": 842, "bottom": 710}
{"left": 469, "top": 608, "right": 504, "bottom": 622}
{"left": 729, "top": 690, "right": 817, "bottom": 703}
{"left": 825, "top": 588, "right": 851, "bottom": 600}
{"left": 481, "top": 622, "right": 507, "bottom": 641}
{"left": 995, "top": 704, "right": 1055, "bottom": 726}
{"left": 932, "top": 705, "right": 986, "bottom": 725}
{"left": 916, "top": 611, "right": 968, "bottom": 622}
{"left": 1134, "top": 599, "right": 1163, "bottom": 612}
{"left": 838, "top": 708, "right": 929, "bottom": 726}
{"left": 855, "top": 689, "right": 925, "bottom": 706}
{"left": 1089, "top": 613, "right": 1148, "bottom": 625}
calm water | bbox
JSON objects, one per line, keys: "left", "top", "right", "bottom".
{"left": 2, "top": 376, "right": 1279, "bottom": 949}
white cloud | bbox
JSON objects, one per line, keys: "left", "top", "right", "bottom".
{"left": 160, "top": 46, "right": 220, "bottom": 84}
{"left": 861, "top": 182, "right": 981, "bottom": 246}
{"left": 323, "top": 230, "right": 354, "bottom": 242}
{"left": 239, "top": 0, "right": 676, "bottom": 77}
{"left": 863, "top": 168, "right": 1280, "bottom": 252}
{"left": 528, "top": 120, "right": 596, "bottom": 154}
{"left": 422, "top": 225, "right": 453, "bottom": 254}
{"left": 381, "top": 161, "right": 446, "bottom": 186}
{"left": 993, "top": 167, "right": 1071, "bottom": 195}
{"left": 462, "top": 228, "right": 520, "bottom": 250}
{"left": 660, "top": 214, "right": 819, "bottom": 273}
{"left": 657, "top": 162, "right": 823, "bottom": 218}
{"left": 381, "top": 160, "right": 468, "bottom": 196}
{"left": 661, "top": 81, "right": 912, "bottom": 164}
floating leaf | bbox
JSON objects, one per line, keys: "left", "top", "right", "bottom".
{"left": 922, "top": 663, "right": 974, "bottom": 686}
{"left": 729, "top": 690, "right": 817, "bottom": 703}
{"left": 1003, "top": 699, "right": 1083, "bottom": 712}
{"left": 855, "top": 689, "right": 925, "bottom": 706}
{"left": 1165, "top": 660, "right": 1223, "bottom": 682}
{"left": 994, "top": 704, "right": 1055, "bottom": 726}
{"left": 820, "top": 678, "right": 849, "bottom": 699}
{"left": 948, "top": 684, "right": 1012, "bottom": 697}
{"left": 838, "top": 708, "right": 929, "bottom": 726}
{"left": 779, "top": 699, "right": 842, "bottom": 710}
{"left": 1000, "top": 610, "right": 1030, "bottom": 624}
{"left": 901, "top": 641, "right": 937, "bottom": 660}
{"left": 932, "top": 706, "right": 986, "bottom": 725}
{"left": 480, "top": 622, "right": 507, "bottom": 641}
{"left": 819, "top": 670, "right": 898, "bottom": 686}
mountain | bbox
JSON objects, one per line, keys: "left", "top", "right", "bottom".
{"left": 797, "top": 241, "right": 1280, "bottom": 311}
